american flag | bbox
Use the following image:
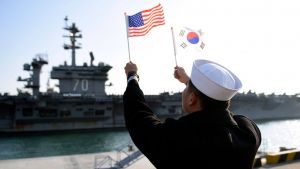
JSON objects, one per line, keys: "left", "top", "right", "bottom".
{"left": 127, "top": 4, "right": 165, "bottom": 37}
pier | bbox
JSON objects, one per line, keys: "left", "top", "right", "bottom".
{"left": 0, "top": 151, "right": 155, "bottom": 169}
{"left": 1, "top": 151, "right": 300, "bottom": 169}
{"left": 257, "top": 160, "right": 300, "bottom": 169}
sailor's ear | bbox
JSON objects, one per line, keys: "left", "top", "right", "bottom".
{"left": 188, "top": 92, "right": 198, "bottom": 106}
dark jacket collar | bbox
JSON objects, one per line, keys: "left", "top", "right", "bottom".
{"left": 179, "top": 109, "right": 238, "bottom": 127}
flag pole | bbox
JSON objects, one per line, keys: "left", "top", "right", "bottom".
{"left": 124, "top": 12, "right": 131, "bottom": 62}
{"left": 171, "top": 27, "right": 178, "bottom": 66}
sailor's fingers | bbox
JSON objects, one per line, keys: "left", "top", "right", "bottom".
{"left": 174, "top": 66, "right": 189, "bottom": 84}
{"left": 124, "top": 62, "right": 138, "bottom": 75}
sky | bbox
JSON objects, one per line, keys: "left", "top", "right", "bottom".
{"left": 1, "top": 0, "right": 300, "bottom": 96}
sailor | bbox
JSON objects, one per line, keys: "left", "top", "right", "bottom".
{"left": 123, "top": 59, "right": 261, "bottom": 169}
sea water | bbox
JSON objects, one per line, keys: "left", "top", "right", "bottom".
{"left": 257, "top": 119, "right": 300, "bottom": 153}
{"left": 0, "top": 130, "right": 131, "bottom": 160}
{"left": 1, "top": 119, "right": 300, "bottom": 160}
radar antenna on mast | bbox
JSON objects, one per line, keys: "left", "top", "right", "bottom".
{"left": 64, "top": 16, "right": 69, "bottom": 27}
{"left": 63, "top": 17, "right": 82, "bottom": 66}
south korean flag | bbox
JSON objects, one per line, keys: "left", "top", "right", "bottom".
{"left": 178, "top": 27, "right": 205, "bottom": 51}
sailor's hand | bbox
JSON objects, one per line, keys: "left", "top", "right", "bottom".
{"left": 174, "top": 66, "right": 189, "bottom": 85}
{"left": 124, "top": 62, "right": 138, "bottom": 76}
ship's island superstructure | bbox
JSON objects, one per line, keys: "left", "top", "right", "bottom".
{"left": 0, "top": 18, "right": 300, "bottom": 133}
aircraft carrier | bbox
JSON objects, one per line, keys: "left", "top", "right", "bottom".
{"left": 0, "top": 18, "right": 300, "bottom": 133}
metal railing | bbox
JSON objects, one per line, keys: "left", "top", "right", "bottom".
{"left": 94, "top": 142, "right": 144, "bottom": 169}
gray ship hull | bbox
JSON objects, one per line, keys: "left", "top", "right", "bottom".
{"left": 0, "top": 93, "right": 182, "bottom": 133}
{"left": 231, "top": 93, "right": 300, "bottom": 121}
{"left": 1, "top": 92, "right": 300, "bottom": 133}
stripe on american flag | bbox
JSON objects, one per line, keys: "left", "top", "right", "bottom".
{"left": 128, "top": 4, "right": 165, "bottom": 37}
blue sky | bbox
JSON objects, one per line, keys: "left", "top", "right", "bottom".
{"left": 1, "top": 0, "right": 300, "bottom": 95}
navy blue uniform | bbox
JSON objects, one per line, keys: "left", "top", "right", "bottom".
{"left": 123, "top": 80, "right": 261, "bottom": 169}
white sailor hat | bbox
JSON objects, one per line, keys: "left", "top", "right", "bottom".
{"left": 190, "top": 59, "right": 242, "bottom": 101}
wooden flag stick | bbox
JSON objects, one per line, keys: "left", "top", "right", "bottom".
{"left": 124, "top": 12, "right": 131, "bottom": 62}
{"left": 171, "top": 27, "right": 178, "bottom": 66}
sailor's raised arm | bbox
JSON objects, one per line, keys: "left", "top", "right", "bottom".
{"left": 174, "top": 66, "right": 189, "bottom": 85}
{"left": 124, "top": 62, "right": 137, "bottom": 76}
{"left": 124, "top": 62, "right": 139, "bottom": 84}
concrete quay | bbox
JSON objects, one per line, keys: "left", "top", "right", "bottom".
{"left": 0, "top": 151, "right": 155, "bottom": 169}
{"left": 1, "top": 152, "right": 300, "bottom": 169}
{"left": 255, "top": 149, "right": 300, "bottom": 169}
{"left": 257, "top": 160, "right": 300, "bottom": 169}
